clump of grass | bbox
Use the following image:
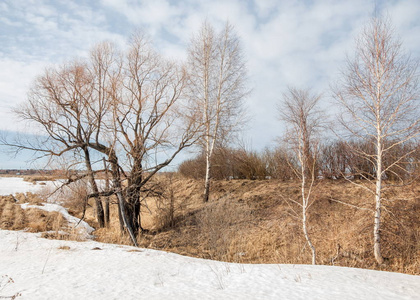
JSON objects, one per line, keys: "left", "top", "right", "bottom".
{"left": 23, "top": 176, "right": 55, "bottom": 183}
{"left": 0, "top": 196, "right": 86, "bottom": 241}
{"left": 58, "top": 245, "right": 71, "bottom": 250}
{"left": 0, "top": 275, "right": 21, "bottom": 299}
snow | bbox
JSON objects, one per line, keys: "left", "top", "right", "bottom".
{"left": 0, "top": 177, "right": 60, "bottom": 196}
{"left": 19, "top": 203, "right": 94, "bottom": 239}
{"left": 0, "top": 230, "right": 419, "bottom": 300}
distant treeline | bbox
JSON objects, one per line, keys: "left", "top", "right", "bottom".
{"left": 179, "top": 139, "right": 420, "bottom": 181}
{"left": 0, "top": 169, "right": 68, "bottom": 176}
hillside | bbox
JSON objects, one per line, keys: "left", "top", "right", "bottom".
{"left": 1, "top": 177, "right": 419, "bottom": 275}
{"left": 92, "top": 178, "right": 420, "bottom": 275}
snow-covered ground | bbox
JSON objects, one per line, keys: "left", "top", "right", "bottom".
{"left": 0, "top": 230, "right": 419, "bottom": 300}
{"left": 0, "top": 177, "right": 105, "bottom": 203}
{"left": 0, "top": 177, "right": 60, "bottom": 196}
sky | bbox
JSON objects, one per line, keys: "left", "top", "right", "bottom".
{"left": 0, "top": 0, "right": 420, "bottom": 169}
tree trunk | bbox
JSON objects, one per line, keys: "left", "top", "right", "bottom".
{"left": 203, "top": 151, "right": 211, "bottom": 202}
{"left": 124, "top": 160, "right": 143, "bottom": 236}
{"left": 374, "top": 140, "right": 384, "bottom": 264}
{"left": 83, "top": 147, "right": 105, "bottom": 228}
{"left": 103, "top": 158, "right": 110, "bottom": 227}
{"left": 301, "top": 156, "right": 316, "bottom": 265}
{"left": 109, "top": 150, "right": 138, "bottom": 246}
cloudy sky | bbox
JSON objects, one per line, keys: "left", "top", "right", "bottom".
{"left": 0, "top": 0, "right": 419, "bottom": 169}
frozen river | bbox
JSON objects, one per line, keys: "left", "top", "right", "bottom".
{"left": 0, "top": 177, "right": 60, "bottom": 195}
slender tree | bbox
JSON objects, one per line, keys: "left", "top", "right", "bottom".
{"left": 187, "top": 21, "right": 248, "bottom": 202}
{"left": 279, "top": 87, "right": 323, "bottom": 265}
{"left": 334, "top": 17, "right": 420, "bottom": 264}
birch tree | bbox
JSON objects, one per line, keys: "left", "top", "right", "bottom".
{"left": 334, "top": 17, "right": 420, "bottom": 264}
{"left": 187, "top": 21, "right": 248, "bottom": 202}
{"left": 279, "top": 87, "right": 323, "bottom": 265}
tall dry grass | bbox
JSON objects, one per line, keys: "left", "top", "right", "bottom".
{"left": 0, "top": 192, "right": 87, "bottom": 241}
{"left": 2, "top": 175, "right": 418, "bottom": 275}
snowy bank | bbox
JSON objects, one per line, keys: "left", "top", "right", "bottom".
{"left": 19, "top": 203, "right": 94, "bottom": 239}
{"left": 0, "top": 230, "right": 419, "bottom": 300}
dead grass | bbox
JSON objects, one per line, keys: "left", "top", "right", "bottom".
{"left": 23, "top": 175, "right": 56, "bottom": 183}
{"left": 135, "top": 178, "right": 419, "bottom": 274}
{"left": 58, "top": 245, "right": 71, "bottom": 250}
{"left": 2, "top": 176, "right": 418, "bottom": 275}
{"left": 0, "top": 193, "right": 85, "bottom": 241}
{"left": 87, "top": 177, "right": 419, "bottom": 274}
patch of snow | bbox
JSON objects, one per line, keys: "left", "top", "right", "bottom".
{"left": 0, "top": 230, "right": 419, "bottom": 300}
{"left": 0, "top": 177, "right": 60, "bottom": 195}
{"left": 20, "top": 203, "right": 94, "bottom": 239}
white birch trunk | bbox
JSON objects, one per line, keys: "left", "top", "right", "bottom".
{"left": 203, "top": 142, "right": 212, "bottom": 202}
{"left": 300, "top": 151, "right": 316, "bottom": 265}
{"left": 374, "top": 138, "right": 384, "bottom": 264}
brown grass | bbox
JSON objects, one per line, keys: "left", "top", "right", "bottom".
{"left": 23, "top": 175, "right": 56, "bottom": 183}
{"left": 86, "top": 177, "right": 420, "bottom": 274}
{"left": 0, "top": 193, "right": 85, "bottom": 241}
{"left": 1, "top": 176, "right": 418, "bottom": 275}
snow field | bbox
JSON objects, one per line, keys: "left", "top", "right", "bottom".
{"left": 1, "top": 230, "right": 419, "bottom": 300}
{"left": 0, "top": 177, "right": 58, "bottom": 196}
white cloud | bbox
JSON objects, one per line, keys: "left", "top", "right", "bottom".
{"left": 0, "top": 0, "right": 419, "bottom": 153}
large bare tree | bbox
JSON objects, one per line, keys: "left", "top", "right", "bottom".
{"left": 334, "top": 17, "right": 420, "bottom": 264}
{"left": 279, "top": 87, "right": 323, "bottom": 265}
{"left": 3, "top": 34, "right": 199, "bottom": 246}
{"left": 107, "top": 32, "right": 199, "bottom": 237}
{"left": 11, "top": 61, "right": 107, "bottom": 227}
{"left": 187, "top": 21, "right": 248, "bottom": 202}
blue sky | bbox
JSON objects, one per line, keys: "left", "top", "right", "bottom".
{"left": 1, "top": 0, "right": 420, "bottom": 169}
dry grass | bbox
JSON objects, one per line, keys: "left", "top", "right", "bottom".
{"left": 2, "top": 175, "right": 418, "bottom": 275}
{"left": 23, "top": 175, "right": 57, "bottom": 183}
{"left": 0, "top": 193, "right": 85, "bottom": 241}
{"left": 83, "top": 177, "right": 419, "bottom": 274}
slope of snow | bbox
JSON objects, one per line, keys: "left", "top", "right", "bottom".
{"left": 0, "top": 230, "right": 419, "bottom": 300}
{"left": 19, "top": 203, "right": 94, "bottom": 239}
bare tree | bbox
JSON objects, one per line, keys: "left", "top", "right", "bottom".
{"left": 333, "top": 17, "right": 420, "bottom": 264}
{"left": 3, "top": 34, "right": 199, "bottom": 246}
{"left": 106, "top": 31, "right": 199, "bottom": 237}
{"left": 9, "top": 61, "right": 108, "bottom": 227}
{"left": 279, "top": 87, "right": 323, "bottom": 265}
{"left": 187, "top": 21, "right": 248, "bottom": 202}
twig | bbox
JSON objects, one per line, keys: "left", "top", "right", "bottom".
{"left": 329, "top": 198, "right": 374, "bottom": 213}
{"left": 42, "top": 246, "right": 53, "bottom": 274}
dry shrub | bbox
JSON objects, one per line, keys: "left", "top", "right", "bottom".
{"left": 59, "top": 180, "right": 89, "bottom": 216}
{"left": 179, "top": 148, "right": 274, "bottom": 180}
{"left": 23, "top": 175, "right": 55, "bottom": 183}
{"left": 195, "top": 198, "right": 253, "bottom": 260}
{"left": 150, "top": 175, "right": 190, "bottom": 231}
